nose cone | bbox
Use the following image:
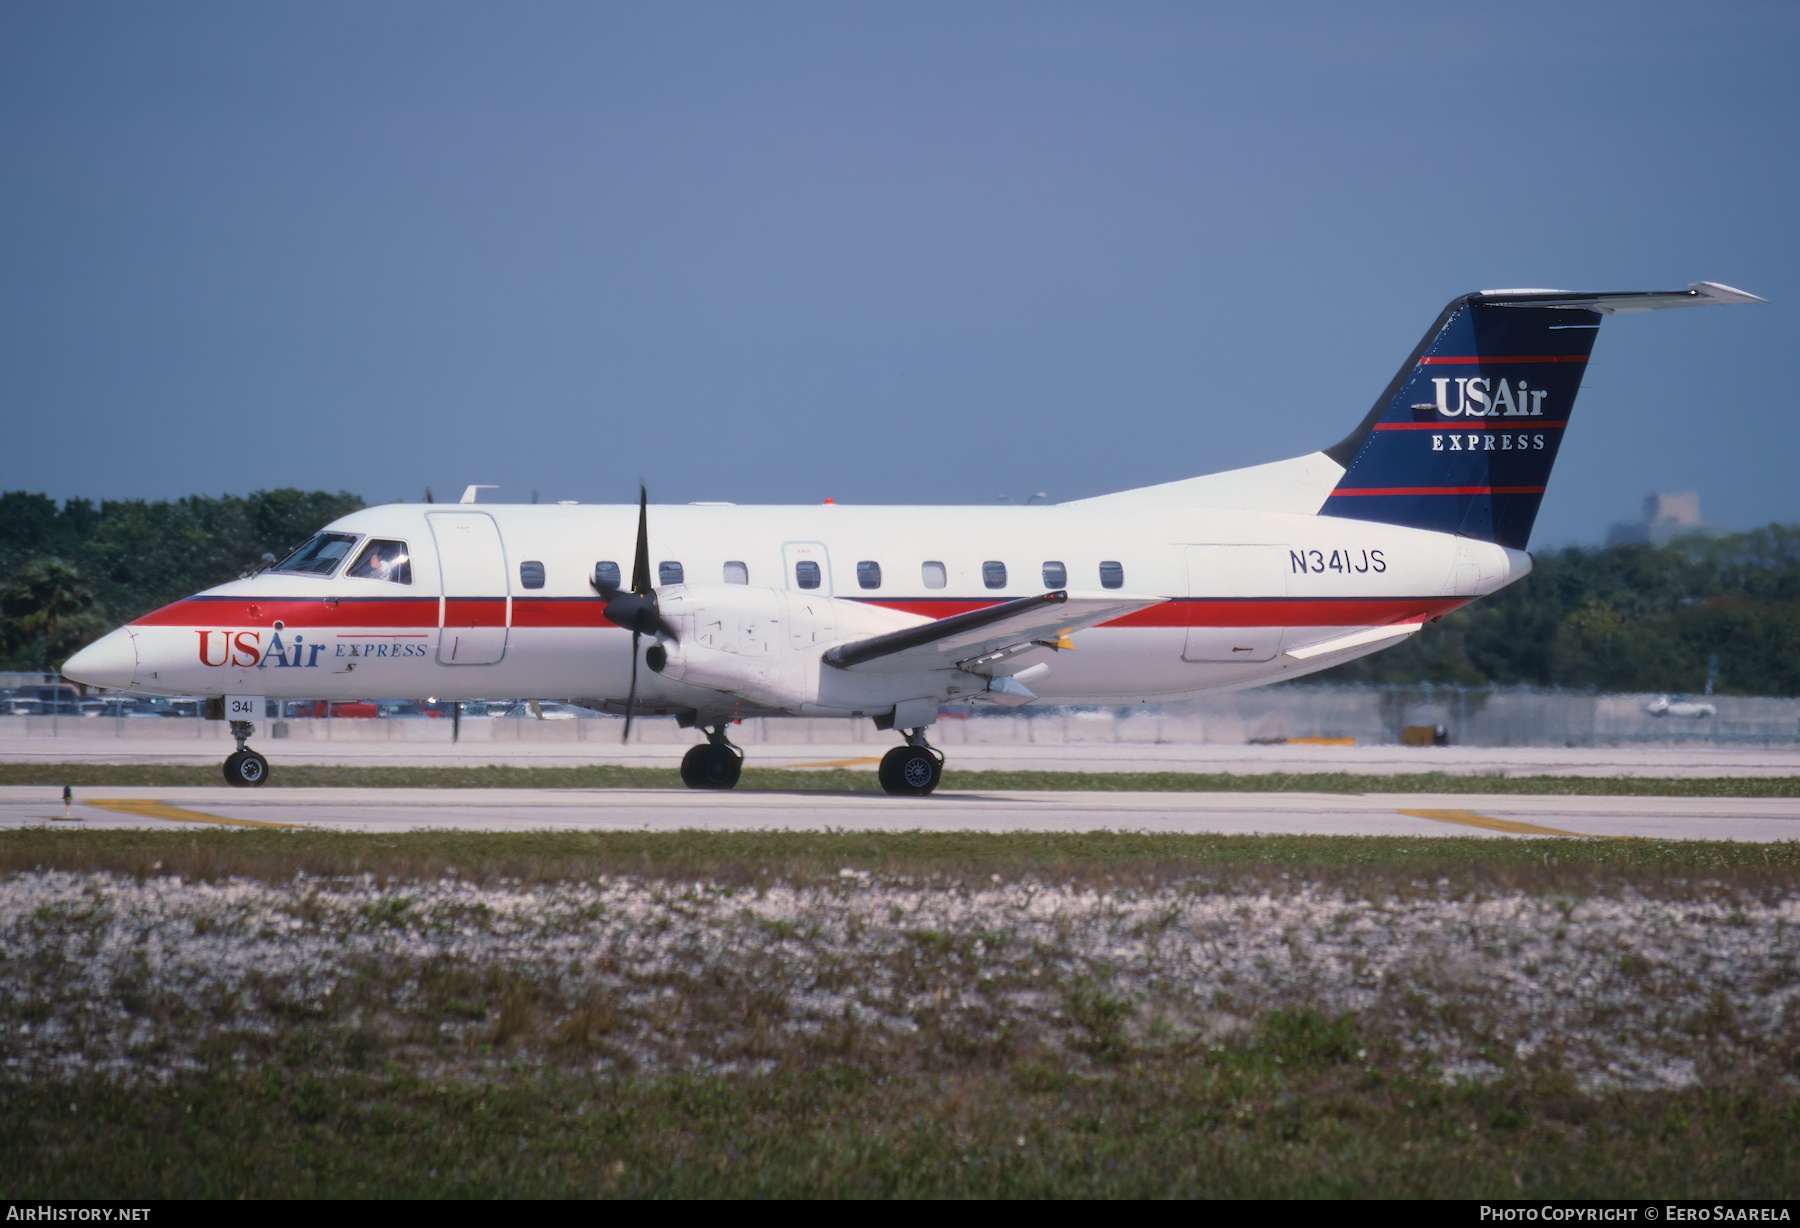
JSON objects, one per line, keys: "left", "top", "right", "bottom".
{"left": 63, "top": 628, "right": 137, "bottom": 690}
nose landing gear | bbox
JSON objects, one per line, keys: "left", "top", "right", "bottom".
{"left": 223, "top": 720, "right": 269, "bottom": 787}
{"left": 878, "top": 728, "right": 943, "bottom": 796}
{"left": 679, "top": 722, "right": 744, "bottom": 789}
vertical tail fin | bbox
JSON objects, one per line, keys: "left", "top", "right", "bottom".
{"left": 1319, "top": 283, "right": 1762, "bottom": 550}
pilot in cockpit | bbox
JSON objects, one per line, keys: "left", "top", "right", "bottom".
{"left": 347, "top": 539, "right": 411, "bottom": 584}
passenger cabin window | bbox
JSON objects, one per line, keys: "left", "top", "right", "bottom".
{"left": 1099, "top": 560, "right": 1125, "bottom": 589}
{"left": 272, "top": 532, "right": 360, "bottom": 577}
{"left": 982, "top": 561, "right": 1007, "bottom": 590}
{"left": 922, "top": 561, "right": 947, "bottom": 590}
{"left": 659, "top": 561, "right": 684, "bottom": 586}
{"left": 594, "top": 561, "right": 621, "bottom": 590}
{"left": 857, "top": 561, "right": 882, "bottom": 589}
{"left": 795, "top": 560, "right": 821, "bottom": 590}
{"left": 346, "top": 539, "right": 412, "bottom": 585}
{"left": 723, "top": 561, "right": 749, "bottom": 585}
{"left": 518, "top": 560, "right": 545, "bottom": 590}
{"left": 1042, "top": 561, "right": 1066, "bottom": 588}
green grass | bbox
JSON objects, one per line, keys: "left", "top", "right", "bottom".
{"left": 6, "top": 1021, "right": 1795, "bottom": 1198}
{"left": 6, "top": 830, "right": 1797, "bottom": 1198}
{"left": 4, "top": 827, "right": 1797, "bottom": 887}
{"left": 5, "top": 761, "right": 1800, "bottom": 796}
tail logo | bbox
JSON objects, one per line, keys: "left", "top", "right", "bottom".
{"left": 1422, "top": 378, "right": 1547, "bottom": 417}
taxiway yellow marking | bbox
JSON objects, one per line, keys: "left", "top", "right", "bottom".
{"left": 1397, "top": 808, "right": 1613, "bottom": 839}
{"left": 82, "top": 799, "right": 311, "bottom": 830}
{"left": 786, "top": 757, "right": 884, "bottom": 769}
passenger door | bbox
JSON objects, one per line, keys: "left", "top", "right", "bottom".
{"left": 1181, "top": 545, "right": 1287, "bottom": 662}
{"left": 429, "top": 512, "right": 510, "bottom": 665}
{"left": 780, "top": 542, "right": 836, "bottom": 650}
{"left": 781, "top": 541, "right": 833, "bottom": 594}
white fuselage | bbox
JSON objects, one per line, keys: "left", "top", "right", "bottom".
{"left": 81, "top": 497, "right": 1528, "bottom": 715}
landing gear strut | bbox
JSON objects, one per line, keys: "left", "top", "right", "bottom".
{"left": 680, "top": 722, "right": 743, "bottom": 789}
{"left": 879, "top": 728, "right": 943, "bottom": 796}
{"left": 222, "top": 720, "right": 269, "bottom": 788}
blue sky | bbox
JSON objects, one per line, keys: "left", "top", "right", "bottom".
{"left": 3, "top": 2, "right": 1794, "bottom": 545}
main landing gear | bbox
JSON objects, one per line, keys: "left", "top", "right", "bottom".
{"left": 680, "top": 722, "right": 744, "bottom": 789}
{"left": 222, "top": 721, "right": 269, "bottom": 788}
{"left": 878, "top": 728, "right": 943, "bottom": 797}
{"left": 674, "top": 720, "right": 943, "bottom": 796}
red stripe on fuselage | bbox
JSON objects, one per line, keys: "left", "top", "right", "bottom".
{"left": 132, "top": 596, "right": 439, "bottom": 628}
{"left": 511, "top": 600, "right": 615, "bottom": 628}
{"left": 134, "top": 596, "right": 616, "bottom": 630}
{"left": 136, "top": 594, "right": 1469, "bottom": 633}
{"left": 443, "top": 598, "right": 505, "bottom": 628}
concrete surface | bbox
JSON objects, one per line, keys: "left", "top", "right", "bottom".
{"left": 5, "top": 786, "right": 1797, "bottom": 841}
{"left": 6, "top": 734, "right": 1800, "bottom": 778}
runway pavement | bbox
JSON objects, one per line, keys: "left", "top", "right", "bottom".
{"left": 6, "top": 735, "right": 1800, "bottom": 778}
{"left": 3, "top": 785, "right": 1797, "bottom": 840}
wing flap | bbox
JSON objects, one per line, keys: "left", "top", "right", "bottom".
{"left": 824, "top": 590, "right": 1165, "bottom": 671}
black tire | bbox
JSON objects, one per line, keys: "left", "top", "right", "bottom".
{"left": 223, "top": 749, "right": 269, "bottom": 788}
{"left": 679, "top": 743, "right": 742, "bottom": 790}
{"left": 878, "top": 745, "right": 941, "bottom": 796}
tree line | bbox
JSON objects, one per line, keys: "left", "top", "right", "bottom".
{"left": 1314, "top": 525, "right": 1800, "bottom": 695}
{"left": 0, "top": 490, "right": 364, "bottom": 672}
{"left": 4, "top": 489, "right": 1798, "bottom": 694}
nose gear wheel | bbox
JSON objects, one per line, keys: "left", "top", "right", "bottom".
{"left": 679, "top": 723, "right": 744, "bottom": 790}
{"left": 223, "top": 720, "right": 268, "bottom": 787}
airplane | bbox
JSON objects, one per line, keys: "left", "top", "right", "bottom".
{"left": 63, "top": 281, "right": 1764, "bottom": 793}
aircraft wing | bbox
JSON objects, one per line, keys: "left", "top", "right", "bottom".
{"left": 823, "top": 590, "right": 1165, "bottom": 672}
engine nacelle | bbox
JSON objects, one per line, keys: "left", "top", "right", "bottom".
{"left": 650, "top": 584, "right": 988, "bottom": 715}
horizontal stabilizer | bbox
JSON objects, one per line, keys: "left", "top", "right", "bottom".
{"left": 1477, "top": 282, "right": 1765, "bottom": 313}
{"left": 825, "top": 590, "right": 1164, "bottom": 671}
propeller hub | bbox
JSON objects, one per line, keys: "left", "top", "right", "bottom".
{"left": 603, "top": 593, "right": 663, "bottom": 636}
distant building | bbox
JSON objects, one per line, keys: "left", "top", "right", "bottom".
{"left": 1605, "top": 492, "right": 1731, "bottom": 546}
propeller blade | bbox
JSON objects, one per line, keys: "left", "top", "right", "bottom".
{"left": 609, "top": 483, "right": 670, "bottom": 742}
{"left": 631, "top": 482, "right": 652, "bottom": 596}
{"left": 593, "top": 484, "right": 679, "bottom": 642}
{"left": 622, "top": 629, "right": 640, "bottom": 743}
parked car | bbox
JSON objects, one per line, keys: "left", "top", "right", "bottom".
{"left": 486, "top": 700, "right": 603, "bottom": 720}
{"left": 10, "top": 684, "right": 82, "bottom": 706}
{"left": 20, "top": 699, "right": 86, "bottom": 716}
{"left": 276, "top": 700, "right": 378, "bottom": 718}
{"left": 83, "top": 697, "right": 161, "bottom": 717}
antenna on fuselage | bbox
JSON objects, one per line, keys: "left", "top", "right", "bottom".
{"left": 460, "top": 485, "right": 498, "bottom": 505}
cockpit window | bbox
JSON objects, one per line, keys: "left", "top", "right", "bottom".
{"left": 271, "top": 532, "right": 361, "bottom": 577}
{"left": 346, "top": 539, "right": 413, "bottom": 585}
